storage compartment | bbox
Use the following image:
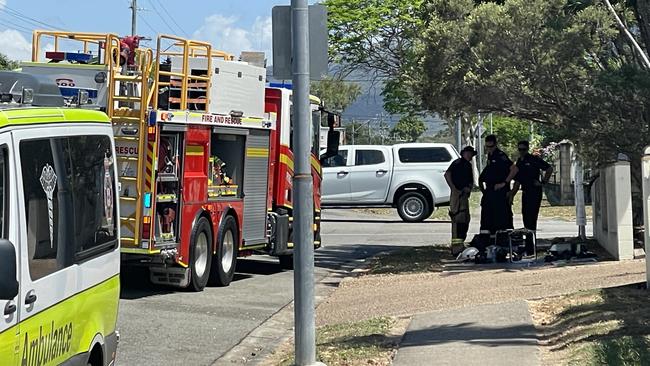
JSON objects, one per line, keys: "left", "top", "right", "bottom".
{"left": 209, "top": 132, "right": 245, "bottom": 200}
{"left": 167, "top": 57, "right": 265, "bottom": 118}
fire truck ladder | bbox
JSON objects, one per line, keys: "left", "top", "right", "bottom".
{"left": 110, "top": 48, "right": 154, "bottom": 248}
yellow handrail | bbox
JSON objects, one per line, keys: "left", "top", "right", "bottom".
{"left": 154, "top": 34, "right": 215, "bottom": 111}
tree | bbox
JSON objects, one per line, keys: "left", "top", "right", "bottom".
{"left": 391, "top": 114, "right": 427, "bottom": 142}
{"left": 310, "top": 77, "right": 362, "bottom": 112}
{"left": 325, "top": 0, "right": 426, "bottom": 115}
{"left": 491, "top": 116, "right": 541, "bottom": 158}
{"left": 0, "top": 53, "right": 18, "bottom": 70}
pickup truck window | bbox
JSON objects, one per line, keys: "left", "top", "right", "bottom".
{"left": 21, "top": 135, "right": 117, "bottom": 280}
{"left": 355, "top": 150, "right": 385, "bottom": 166}
{"left": 323, "top": 150, "right": 348, "bottom": 168}
{"left": 398, "top": 147, "right": 452, "bottom": 163}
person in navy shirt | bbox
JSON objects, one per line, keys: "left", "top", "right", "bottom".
{"left": 510, "top": 140, "right": 553, "bottom": 233}
{"left": 479, "top": 135, "right": 519, "bottom": 234}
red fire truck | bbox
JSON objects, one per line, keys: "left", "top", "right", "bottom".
{"left": 26, "top": 31, "right": 338, "bottom": 291}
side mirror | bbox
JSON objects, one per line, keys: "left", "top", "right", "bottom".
{"left": 0, "top": 239, "right": 18, "bottom": 300}
{"left": 320, "top": 130, "right": 340, "bottom": 162}
{"left": 327, "top": 113, "right": 340, "bottom": 129}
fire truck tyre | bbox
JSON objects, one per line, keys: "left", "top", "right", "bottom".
{"left": 397, "top": 192, "right": 430, "bottom": 223}
{"left": 210, "top": 215, "right": 238, "bottom": 287}
{"left": 189, "top": 217, "right": 213, "bottom": 291}
{"left": 279, "top": 255, "right": 294, "bottom": 270}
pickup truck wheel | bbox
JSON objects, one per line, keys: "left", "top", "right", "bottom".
{"left": 397, "top": 192, "right": 430, "bottom": 222}
{"left": 209, "top": 215, "right": 238, "bottom": 287}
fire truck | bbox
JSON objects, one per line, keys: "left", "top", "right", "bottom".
{"left": 25, "top": 30, "right": 338, "bottom": 291}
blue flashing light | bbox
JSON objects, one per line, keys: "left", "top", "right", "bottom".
{"left": 144, "top": 192, "right": 152, "bottom": 208}
{"left": 45, "top": 51, "right": 92, "bottom": 63}
{"left": 269, "top": 82, "right": 292, "bottom": 90}
{"left": 58, "top": 87, "right": 98, "bottom": 99}
{"left": 148, "top": 110, "right": 157, "bottom": 126}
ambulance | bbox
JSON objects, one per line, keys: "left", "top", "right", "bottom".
{"left": 0, "top": 71, "right": 120, "bottom": 365}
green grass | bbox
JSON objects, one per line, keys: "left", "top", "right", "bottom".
{"left": 430, "top": 190, "right": 591, "bottom": 222}
{"left": 277, "top": 317, "right": 398, "bottom": 366}
{"left": 530, "top": 285, "right": 650, "bottom": 366}
{"left": 367, "top": 246, "right": 453, "bottom": 275}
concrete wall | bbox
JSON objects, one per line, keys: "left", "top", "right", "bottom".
{"left": 592, "top": 161, "right": 634, "bottom": 260}
{"left": 559, "top": 141, "right": 575, "bottom": 205}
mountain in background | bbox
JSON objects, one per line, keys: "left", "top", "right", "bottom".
{"left": 267, "top": 67, "right": 448, "bottom": 137}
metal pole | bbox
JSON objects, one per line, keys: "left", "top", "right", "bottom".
{"left": 456, "top": 115, "right": 462, "bottom": 152}
{"left": 642, "top": 147, "right": 650, "bottom": 287}
{"left": 130, "top": 0, "right": 137, "bottom": 36}
{"left": 291, "top": 0, "right": 316, "bottom": 364}
{"left": 489, "top": 113, "right": 493, "bottom": 134}
{"left": 476, "top": 113, "right": 483, "bottom": 172}
{"left": 574, "top": 159, "right": 587, "bottom": 239}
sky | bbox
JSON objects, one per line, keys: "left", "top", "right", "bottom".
{"left": 0, "top": 0, "right": 310, "bottom": 61}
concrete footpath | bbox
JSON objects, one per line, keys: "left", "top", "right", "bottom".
{"left": 392, "top": 301, "right": 540, "bottom": 366}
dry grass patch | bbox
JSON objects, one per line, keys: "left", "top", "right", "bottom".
{"left": 268, "top": 317, "right": 409, "bottom": 366}
{"left": 529, "top": 284, "right": 650, "bottom": 366}
{"left": 366, "top": 246, "right": 454, "bottom": 275}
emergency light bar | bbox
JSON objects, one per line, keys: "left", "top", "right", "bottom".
{"left": 268, "top": 82, "right": 292, "bottom": 90}
{"left": 46, "top": 51, "right": 93, "bottom": 63}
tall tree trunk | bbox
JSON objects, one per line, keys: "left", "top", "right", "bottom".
{"left": 634, "top": 0, "right": 650, "bottom": 53}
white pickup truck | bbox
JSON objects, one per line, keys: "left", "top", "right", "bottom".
{"left": 321, "top": 143, "right": 460, "bottom": 222}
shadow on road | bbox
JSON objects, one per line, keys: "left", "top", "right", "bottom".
{"left": 315, "top": 243, "right": 402, "bottom": 272}
{"left": 322, "top": 218, "right": 450, "bottom": 224}
{"left": 120, "top": 258, "right": 287, "bottom": 300}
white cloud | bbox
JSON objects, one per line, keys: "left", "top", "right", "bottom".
{"left": 0, "top": 29, "right": 32, "bottom": 61}
{"left": 192, "top": 15, "right": 273, "bottom": 61}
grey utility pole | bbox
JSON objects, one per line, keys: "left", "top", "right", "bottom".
{"left": 291, "top": 0, "right": 317, "bottom": 365}
{"left": 130, "top": 0, "right": 137, "bottom": 35}
{"left": 456, "top": 115, "right": 462, "bottom": 152}
{"left": 489, "top": 113, "right": 493, "bottom": 134}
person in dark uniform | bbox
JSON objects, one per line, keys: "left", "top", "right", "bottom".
{"left": 479, "top": 135, "right": 519, "bottom": 234}
{"left": 510, "top": 140, "right": 553, "bottom": 233}
{"left": 444, "top": 146, "right": 476, "bottom": 255}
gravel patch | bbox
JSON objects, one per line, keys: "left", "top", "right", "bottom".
{"left": 316, "top": 260, "right": 645, "bottom": 326}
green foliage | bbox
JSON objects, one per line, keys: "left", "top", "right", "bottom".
{"left": 391, "top": 114, "right": 427, "bottom": 142}
{"left": 0, "top": 54, "right": 18, "bottom": 71}
{"left": 325, "top": 0, "right": 425, "bottom": 77}
{"left": 311, "top": 77, "right": 362, "bottom": 112}
{"left": 325, "top": 0, "right": 426, "bottom": 115}
{"left": 412, "top": 0, "right": 650, "bottom": 170}
{"left": 490, "top": 116, "right": 541, "bottom": 157}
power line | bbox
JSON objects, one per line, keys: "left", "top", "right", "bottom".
{"left": 0, "top": 18, "right": 34, "bottom": 35}
{"left": 137, "top": 14, "right": 157, "bottom": 36}
{"left": 147, "top": 0, "right": 176, "bottom": 35}
{"left": 155, "top": 0, "right": 190, "bottom": 38}
{"left": 1, "top": 5, "right": 64, "bottom": 30}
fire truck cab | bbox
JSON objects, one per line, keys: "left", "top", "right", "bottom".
{"left": 23, "top": 31, "right": 335, "bottom": 291}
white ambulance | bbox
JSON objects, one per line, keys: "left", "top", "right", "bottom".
{"left": 0, "top": 71, "right": 120, "bottom": 365}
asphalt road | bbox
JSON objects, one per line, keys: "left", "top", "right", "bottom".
{"left": 116, "top": 208, "right": 589, "bottom": 365}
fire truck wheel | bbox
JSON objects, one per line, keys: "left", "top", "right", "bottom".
{"left": 209, "top": 215, "right": 238, "bottom": 286}
{"left": 189, "top": 217, "right": 213, "bottom": 291}
{"left": 279, "top": 255, "right": 293, "bottom": 270}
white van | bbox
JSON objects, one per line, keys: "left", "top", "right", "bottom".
{"left": 0, "top": 107, "right": 120, "bottom": 366}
